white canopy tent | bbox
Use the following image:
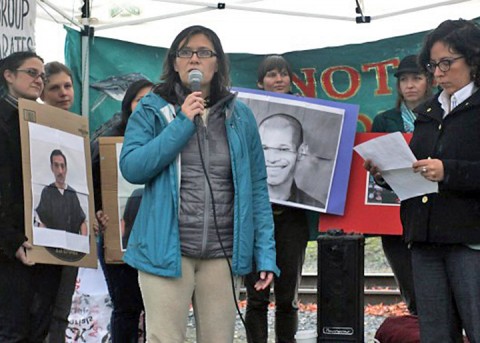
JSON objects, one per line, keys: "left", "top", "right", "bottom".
{"left": 36, "top": 0, "right": 480, "bottom": 54}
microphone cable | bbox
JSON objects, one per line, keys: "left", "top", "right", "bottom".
{"left": 194, "top": 116, "right": 254, "bottom": 342}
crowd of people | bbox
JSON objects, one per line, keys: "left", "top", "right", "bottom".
{"left": 1, "top": 17, "right": 480, "bottom": 343}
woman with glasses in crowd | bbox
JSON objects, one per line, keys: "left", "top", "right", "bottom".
{"left": 0, "top": 51, "right": 63, "bottom": 342}
{"left": 365, "top": 19, "right": 480, "bottom": 342}
{"left": 119, "top": 25, "right": 278, "bottom": 343}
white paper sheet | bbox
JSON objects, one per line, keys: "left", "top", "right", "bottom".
{"left": 354, "top": 132, "right": 438, "bottom": 201}
{"left": 33, "top": 226, "right": 90, "bottom": 253}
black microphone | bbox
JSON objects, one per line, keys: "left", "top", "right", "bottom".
{"left": 188, "top": 69, "right": 203, "bottom": 92}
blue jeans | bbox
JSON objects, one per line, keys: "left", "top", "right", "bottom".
{"left": 98, "top": 238, "right": 145, "bottom": 343}
{"left": 411, "top": 243, "right": 480, "bottom": 343}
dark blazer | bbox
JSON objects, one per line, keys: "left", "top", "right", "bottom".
{"left": 372, "top": 108, "right": 405, "bottom": 133}
{"left": 401, "top": 89, "right": 480, "bottom": 244}
{"left": 0, "top": 97, "right": 26, "bottom": 260}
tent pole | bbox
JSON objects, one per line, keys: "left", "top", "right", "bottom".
{"left": 81, "top": 0, "right": 91, "bottom": 118}
{"left": 81, "top": 32, "right": 90, "bottom": 118}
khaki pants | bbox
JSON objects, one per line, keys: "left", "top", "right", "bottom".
{"left": 139, "top": 257, "right": 240, "bottom": 343}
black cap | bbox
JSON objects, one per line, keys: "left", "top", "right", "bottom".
{"left": 394, "top": 55, "right": 421, "bottom": 77}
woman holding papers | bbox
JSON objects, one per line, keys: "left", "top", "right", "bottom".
{"left": 366, "top": 19, "right": 480, "bottom": 343}
{"left": 371, "top": 54, "right": 433, "bottom": 315}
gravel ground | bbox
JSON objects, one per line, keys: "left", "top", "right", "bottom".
{"left": 185, "top": 237, "right": 391, "bottom": 342}
{"left": 71, "top": 238, "right": 391, "bottom": 342}
{"left": 186, "top": 307, "right": 385, "bottom": 342}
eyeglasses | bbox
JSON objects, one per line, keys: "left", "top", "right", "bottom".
{"left": 16, "top": 68, "right": 46, "bottom": 82}
{"left": 176, "top": 49, "right": 217, "bottom": 59}
{"left": 426, "top": 56, "right": 464, "bottom": 73}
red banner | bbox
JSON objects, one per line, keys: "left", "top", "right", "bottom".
{"left": 319, "top": 132, "right": 412, "bottom": 235}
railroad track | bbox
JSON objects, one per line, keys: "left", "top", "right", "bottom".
{"left": 239, "top": 272, "right": 401, "bottom": 305}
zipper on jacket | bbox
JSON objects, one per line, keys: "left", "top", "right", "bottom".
{"left": 228, "top": 129, "right": 239, "bottom": 273}
{"left": 200, "top": 120, "right": 211, "bottom": 257}
{"left": 225, "top": 116, "right": 240, "bottom": 271}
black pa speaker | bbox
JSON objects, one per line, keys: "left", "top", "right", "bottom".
{"left": 317, "top": 230, "right": 364, "bottom": 342}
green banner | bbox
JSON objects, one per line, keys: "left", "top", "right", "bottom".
{"left": 65, "top": 19, "right": 479, "bottom": 134}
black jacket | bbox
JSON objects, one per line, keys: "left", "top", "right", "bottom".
{"left": 401, "top": 89, "right": 480, "bottom": 244}
{"left": 0, "top": 97, "right": 26, "bottom": 260}
{"left": 372, "top": 108, "right": 405, "bottom": 133}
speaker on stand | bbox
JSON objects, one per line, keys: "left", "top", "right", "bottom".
{"left": 317, "top": 229, "right": 364, "bottom": 342}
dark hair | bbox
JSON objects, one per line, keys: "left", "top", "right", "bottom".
{"left": 120, "top": 79, "right": 154, "bottom": 131}
{"left": 153, "top": 25, "right": 230, "bottom": 105}
{"left": 418, "top": 19, "right": 480, "bottom": 87}
{"left": 44, "top": 61, "right": 72, "bottom": 83}
{"left": 257, "top": 55, "right": 293, "bottom": 84}
{"left": 0, "top": 51, "right": 44, "bottom": 96}
{"left": 50, "top": 149, "right": 67, "bottom": 167}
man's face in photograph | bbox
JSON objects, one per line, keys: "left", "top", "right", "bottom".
{"left": 51, "top": 154, "right": 67, "bottom": 187}
{"left": 259, "top": 116, "right": 300, "bottom": 187}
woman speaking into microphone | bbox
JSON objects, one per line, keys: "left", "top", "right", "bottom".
{"left": 119, "top": 25, "right": 279, "bottom": 343}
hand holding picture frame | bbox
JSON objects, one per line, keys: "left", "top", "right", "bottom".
{"left": 99, "top": 137, "right": 144, "bottom": 263}
{"left": 19, "top": 99, "right": 97, "bottom": 268}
